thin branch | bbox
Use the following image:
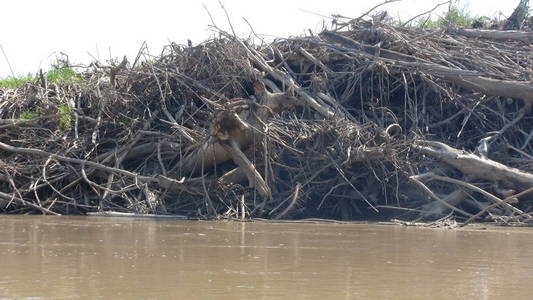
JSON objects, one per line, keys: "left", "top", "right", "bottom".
{"left": 400, "top": 1, "right": 450, "bottom": 27}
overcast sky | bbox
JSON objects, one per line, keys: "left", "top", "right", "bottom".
{"left": 0, "top": 0, "right": 517, "bottom": 77}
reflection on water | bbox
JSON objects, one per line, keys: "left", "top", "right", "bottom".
{"left": 0, "top": 216, "right": 532, "bottom": 300}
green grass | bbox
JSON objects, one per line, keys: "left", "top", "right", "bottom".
{"left": 19, "top": 111, "right": 38, "bottom": 120}
{"left": 46, "top": 67, "right": 82, "bottom": 83}
{"left": 0, "top": 67, "right": 81, "bottom": 89}
{"left": 57, "top": 104, "right": 71, "bottom": 130}
{"left": 0, "top": 74, "right": 34, "bottom": 89}
{"left": 438, "top": 6, "right": 475, "bottom": 27}
{"left": 410, "top": 5, "right": 480, "bottom": 29}
{"left": 17, "top": 104, "right": 71, "bottom": 130}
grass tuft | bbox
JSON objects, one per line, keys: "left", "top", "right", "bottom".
{"left": 19, "top": 111, "right": 38, "bottom": 120}
{"left": 0, "top": 66, "right": 81, "bottom": 89}
{"left": 57, "top": 104, "right": 71, "bottom": 130}
{"left": 46, "top": 67, "right": 82, "bottom": 84}
{"left": 0, "top": 74, "right": 34, "bottom": 89}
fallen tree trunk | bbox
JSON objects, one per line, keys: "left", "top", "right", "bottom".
{"left": 454, "top": 28, "right": 533, "bottom": 43}
{"left": 414, "top": 140, "right": 533, "bottom": 190}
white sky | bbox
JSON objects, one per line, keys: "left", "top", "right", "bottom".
{"left": 0, "top": 0, "right": 517, "bottom": 78}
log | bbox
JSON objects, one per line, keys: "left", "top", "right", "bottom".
{"left": 414, "top": 140, "right": 533, "bottom": 190}
{"left": 86, "top": 211, "right": 187, "bottom": 219}
{"left": 455, "top": 28, "right": 533, "bottom": 43}
{"left": 444, "top": 75, "right": 533, "bottom": 105}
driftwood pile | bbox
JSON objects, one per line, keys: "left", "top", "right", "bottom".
{"left": 1, "top": 17, "right": 532, "bottom": 225}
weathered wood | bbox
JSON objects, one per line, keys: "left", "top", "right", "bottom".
{"left": 221, "top": 139, "right": 271, "bottom": 200}
{"left": 455, "top": 28, "right": 533, "bottom": 43}
{"left": 414, "top": 140, "right": 533, "bottom": 190}
{"left": 322, "top": 31, "right": 533, "bottom": 105}
{"left": 86, "top": 211, "right": 187, "bottom": 219}
{"left": 0, "top": 141, "right": 199, "bottom": 195}
{"left": 179, "top": 82, "right": 303, "bottom": 174}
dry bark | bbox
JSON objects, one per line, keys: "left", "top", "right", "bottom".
{"left": 455, "top": 28, "right": 533, "bottom": 43}
{"left": 414, "top": 140, "right": 533, "bottom": 190}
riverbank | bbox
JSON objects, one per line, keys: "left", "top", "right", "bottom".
{"left": 1, "top": 14, "right": 532, "bottom": 225}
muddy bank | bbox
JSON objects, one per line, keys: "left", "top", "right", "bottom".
{"left": 1, "top": 16, "right": 532, "bottom": 225}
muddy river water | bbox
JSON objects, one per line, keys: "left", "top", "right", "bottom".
{"left": 0, "top": 215, "right": 532, "bottom": 300}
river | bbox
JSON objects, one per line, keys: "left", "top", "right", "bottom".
{"left": 0, "top": 215, "right": 532, "bottom": 299}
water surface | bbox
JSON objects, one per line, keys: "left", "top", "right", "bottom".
{"left": 0, "top": 216, "right": 532, "bottom": 300}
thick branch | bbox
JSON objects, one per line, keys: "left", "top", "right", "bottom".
{"left": 0, "top": 141, "right": 199, "bottom": 195}
{"left": 221, "top": 139, "right": 271, "bottom": 200}
{"left": 414, "top": 140, "right": 533, "bottom": 190}
{"left": 455, "top": 28, "right": 533, "bottom": 43}
{"left": 0, "top": 191, "right": 60, "bottom": 215}
{"left": 234, "top": 38, "right": 336, "bottom": 118}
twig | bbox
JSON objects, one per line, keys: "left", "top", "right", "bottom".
{"left": 0, "top": 191, "right": 60, "bottom": 215}
{"left": 400, "top": 1, "right": 450, "bottom": 27}
{"left": 355, "top": 0, "right": 401, "bottom": 22}
{"left": 461, "top": 187, "right": 533, "bottom": 227}
{"left": 0, "top": 43, "right": 16, "bottom": 77}
{"left": 409, "top": 175, "right": 473, "bottom": 217}
{"left": 274, "top": 183, "right": 302, "bottom": 219}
